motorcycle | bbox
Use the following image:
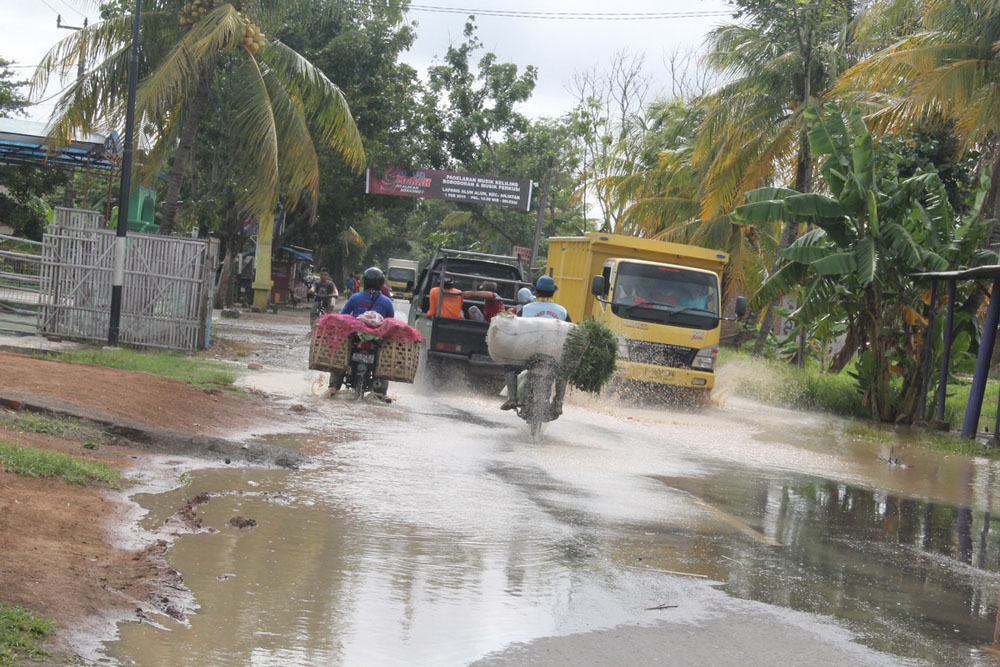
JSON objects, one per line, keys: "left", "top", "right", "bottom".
{"left": 514, "top": 354, "right": 560, "bottom": 437}
{"left": 329, "top": 332, "right": 390, "bottom": 401}
{"left": 310, "top": 294, "right": 334, "bottom": 329}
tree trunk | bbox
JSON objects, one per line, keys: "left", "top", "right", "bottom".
{"left": 214, "top": 246, "right": 232, "bottom": 310}
{"left": 752, "top": 120, "right": 813, "bottom": 357}
{"left": 751, "top": 53, "right": 814, "bottom": 358}
{"left": 159, "top": 69, "right": 215, "bottom": 235}
{"left": 983, "top": 146, "right": 1000, "bottom": 249}
{"left": 751, "top": 217, "right": 804, "bottom": 356}
{"left": 865, "top": 290, "right": 894, "bottom": 422}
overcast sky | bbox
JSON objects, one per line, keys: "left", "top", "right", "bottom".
{"left": 2, "top": 0, "right": 735, "bottom": 124}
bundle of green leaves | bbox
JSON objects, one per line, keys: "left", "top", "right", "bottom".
{"left": 559, "top": 319, "right": 619, "bottom": 394}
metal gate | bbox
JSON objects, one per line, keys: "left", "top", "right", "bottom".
{"left": 39, "top": 226, "right": 218, "bottom": 351}
{"left": 0, "top": 233, "right": 43, "bottom": 335}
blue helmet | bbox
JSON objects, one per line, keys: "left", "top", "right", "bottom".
{"left": 535, "top": 275, "right": 558, "bottom": 293}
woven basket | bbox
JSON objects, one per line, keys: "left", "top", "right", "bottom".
{"left": 375, "top": 339, "right": 420, "bottom": 383}
{"left": 309, "top": 329, "right": 350, "bottom": 372}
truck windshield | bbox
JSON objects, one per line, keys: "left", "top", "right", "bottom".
{"left": 611, "top": 262, "right": 719, "bottom": 329}
{"left": 387, "top": 267, "right": 415, "bottom": 283}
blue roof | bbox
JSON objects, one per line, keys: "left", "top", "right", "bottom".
{"left": 0, "top": 118, "right": 114, "bottom": 171}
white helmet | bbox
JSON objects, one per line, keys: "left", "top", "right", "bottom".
{"left": 517, "top": 287, "right": 536, "bottom": 304}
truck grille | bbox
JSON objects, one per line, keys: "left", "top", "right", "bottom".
{"left": 626, "top": 340, "right": 697, "bottom": 368}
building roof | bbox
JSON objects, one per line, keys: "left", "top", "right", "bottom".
{"left": 0, "top": 117, "right": 114, "bottom": 171}
{"left": 913, "top": 265, "right": 1000, "bottom": 280}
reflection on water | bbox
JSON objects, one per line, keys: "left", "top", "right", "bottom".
{"left": 657, "top": 468, "right": 1000, "bottom": 661}
{"left": 104, "top": 368, "right": 1000, "bottom": 666}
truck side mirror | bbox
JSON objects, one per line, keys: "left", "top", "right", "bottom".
{"left": 591, "top": 275, "right": 605, "bottom": 297}
{"left": 735, "top": 296, "right": 747, "bottom": 318}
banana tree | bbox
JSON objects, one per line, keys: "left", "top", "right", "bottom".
{"left": 732, "top": 103, "right": 994, "bottom": 421}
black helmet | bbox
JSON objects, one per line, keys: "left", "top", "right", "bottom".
{"left": 362, "top": 267, "right": 385, "bottom": 290}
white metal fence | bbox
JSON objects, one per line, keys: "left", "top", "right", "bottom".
{"left": 38, "top": 219, "right": 218, "bottom": 351}
{"left": 0, "top": 234, "right": 43, "bottom": 335}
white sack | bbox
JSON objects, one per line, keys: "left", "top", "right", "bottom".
{"left": 486, "top": 315, "right": 575, "bottom": 364}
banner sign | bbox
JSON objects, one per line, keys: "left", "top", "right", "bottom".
{"left": 511, "top": 246, "right": 531, "bottom": 264}
{"left": 366, "top": 167, "right": 533, "bottom": 211}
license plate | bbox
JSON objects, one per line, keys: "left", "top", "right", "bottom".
{"left": 351, "top": 352, "right": 376, "bottom": 364}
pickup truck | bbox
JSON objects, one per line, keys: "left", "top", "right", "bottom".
{"left": 407, "top": 249, "right": 526, "bottom": 384}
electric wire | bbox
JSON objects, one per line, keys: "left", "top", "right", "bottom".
{"left": 350, "top": 1, "right": 731, "bottom": 21}
{"left": 38, "top": 0, "right": 62, "bottom": 16}
{"left": 55, "top": 0, "right": 88, "bottom": 20}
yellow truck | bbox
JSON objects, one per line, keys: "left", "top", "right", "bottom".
{"left": 386, "top": 258, "right": 419, "bottom": 299}
{"left": 545, "top": 232, "right": 745, "bottom": 403}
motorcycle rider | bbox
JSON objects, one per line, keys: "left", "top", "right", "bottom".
{"left": 500, "top": 275, "right": 571, "bottom": 416}
{"left": 309, "top": 268, "right": 338, "bottom": 325}
{"left": 340, "top": 267, "right": 395, "bottom": 318}
{"left": 334, "top": 267, "right": 395, "bottom": 399}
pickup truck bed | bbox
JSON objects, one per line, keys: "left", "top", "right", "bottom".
{"left": 413, "top": 313, "right": 503, "bottom": 377}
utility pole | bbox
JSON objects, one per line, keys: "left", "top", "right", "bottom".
{"left": 108, "top": 1, "right": 141, "bottom": 345}
{"left": 529, "top": 156, "right": 554, "bottom": 271}
{"left": 57, "top": 15, "right": 88, "bottom": 208}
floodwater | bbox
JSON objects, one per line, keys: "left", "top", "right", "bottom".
{"left": 103, "top": 305, "right": 1000, "bottom": 665}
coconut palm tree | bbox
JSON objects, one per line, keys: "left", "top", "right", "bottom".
{"left": 695, "top": 0, "right": 854, "bottom": 354}
{"left": 31, "top": 0, "right": 365, "bottom": 235}
{"left": 836, "top": 0, "right": 1000, "bottom": 241}
{"left": 602, "top": 98, "right": 774, "bottom": 302}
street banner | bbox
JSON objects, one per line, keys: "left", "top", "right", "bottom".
{"left": 366, "top": 167, "right": 533, "bottom": 211}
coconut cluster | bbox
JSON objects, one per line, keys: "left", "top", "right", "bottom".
{"left": 179, "top": 0, "right": 217, "bottom": 26}
{"left": 239, "top": 17, "right": 266, "bottom": 54}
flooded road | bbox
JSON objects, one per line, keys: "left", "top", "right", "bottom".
{"left": 105, "top": 305, "right": 1000, "bottom": 665}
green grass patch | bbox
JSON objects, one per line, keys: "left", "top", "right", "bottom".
{"left": 37, "top": 348, "right": 239, "bottom": 389}
{"left": 718, "top": 350, "right": 868, "bottom": 419}
{"left": 0, "top": 602, "right": 52, "bottom": 666}
{"left": 0, "top": 413, "right": 78, "bottom": 437}
{"left": 719, "top": 351, "right": 1000, "bottom": 459}
{"left": 0, "top": 441, "right": 129, "bottom": 489}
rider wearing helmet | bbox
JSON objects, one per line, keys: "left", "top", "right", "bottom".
{"left": 500, "top": 276, "right": 571, "bottom": 416}
{"left": 341, "top": 267, "right": 395, "bottom": 318}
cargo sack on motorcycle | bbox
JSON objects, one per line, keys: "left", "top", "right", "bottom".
{"left": 486, "top": 313, "right": 575, "bottom": 365}
{"left": 557, "top": 319, "right": 618, "bottom": 394}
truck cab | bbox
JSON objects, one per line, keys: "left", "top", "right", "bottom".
{"left": 547, "top": 233, "right": 744, "bottom": 403}
{"left": 408, "top": 249, "right": 526, "bottom": 381}
{"left": 386, "top": 258, "right": 419, "bottom": 300}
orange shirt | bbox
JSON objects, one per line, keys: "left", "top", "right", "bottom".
{"left": 428, "top": 286, "right": 464, "bottom": 319}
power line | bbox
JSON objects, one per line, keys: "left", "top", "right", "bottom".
{"left": 56, "top": 0, "right": 88, "bottom": 20}
{"left": 352, "top": 2, "right": 732, "bottom": 21}
{"left": 38, "top": 0, "right": 62, "bottom": 16}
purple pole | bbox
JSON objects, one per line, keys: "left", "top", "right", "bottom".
{"left": 961, "top": 277, "right": 1000, "bottom": 438}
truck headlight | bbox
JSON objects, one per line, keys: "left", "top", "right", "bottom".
{"left": 692, "top": 345, "right": 718, "bottom": 371}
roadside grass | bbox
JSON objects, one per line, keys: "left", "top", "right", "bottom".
{"left": 35, "top": 348, "right": 240, "bottom": 390}
{"left": 0, "top": 441, "right": 129, "bottom": 489}
{"left": 0, "top": 413, "right": 78, "bottom": 437}
{"left": 720, "top": 351, "right": 1000, "bottom": 459}
{"left": 718, "top": 350, "right": 867, "bottom": 419}
{"left": 0, "top": 602, "right": 52, "bottom": 666}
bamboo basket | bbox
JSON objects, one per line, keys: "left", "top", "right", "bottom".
{"left": 309, "top": 329, "right": 349, "bottom": 372}
{"left": 375, "top": 339, "right": 420, "bottom": 383}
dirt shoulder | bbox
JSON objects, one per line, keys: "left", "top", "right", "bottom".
{"left": 0, "top": 351, "right": 302, "bottom": 664}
